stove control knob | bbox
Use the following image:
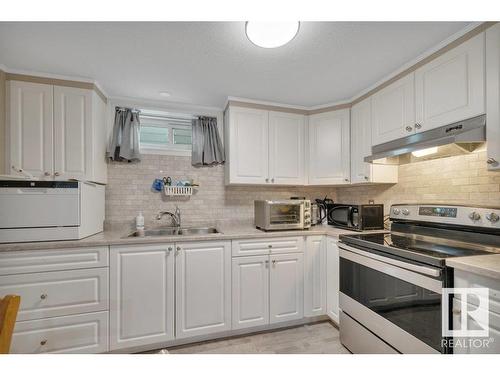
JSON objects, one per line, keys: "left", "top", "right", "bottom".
{"left": 469, "top": 211, "right": 481, "bottom": 221}
{"left": 402, "top": 209, "right": 410, "bottom": 216}
{"left": 392, "top": 208, "right": 400, "bottom": 215}
{"left": 486, "top": 212, "right": 500, "bottom": 223}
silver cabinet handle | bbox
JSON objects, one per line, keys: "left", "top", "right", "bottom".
{"left": 265, "top": 260, "right": 269, "bottom": 268}
{"left": 54, "top": 172, "right": 60, "bottom": 177}
{"left": 268, "top": 244, "right": 272, "bottom": 248}
{"left": 405, "top": 126, "right": 413, "bottom": 132}
{"left": 168, "top": 246, "right": 173, "bottom": 252}
{"left": 271, "top": 178, "right": 274, "bottom": 183}
{"left": 44, "top": 172, "right": 51, "bottom": 176}
{"left": 272, "top": 260, "right": 276, "bottom": 265}
{"left": 40, "top": 293, "right": 47, "bottom": 300}
{"left": 415, "top": 123, "right": 422, "bottom": 129}
{"left": 364, "top": 176, "right": 369, "bottom": 181}
{"left": 40, "top": 339, "right": 47, "bottom": 346}
{"left": 265, "top": 178, "right": 269, "bottom": 183}
{"left": 487, "top": 157, "right": 497, "bottom": 165}
{"left": 176, "top": 246, "right": 181, "bottom": 254}
{"left": 344, "top": 178, "right": 349, "bottom": 182}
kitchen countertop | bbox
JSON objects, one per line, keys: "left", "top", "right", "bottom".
{"left": 446, "top": 254, "right": 500, "bottom": 280}
{"left": 0, "top": 223, "right": 386, "bottom": 252}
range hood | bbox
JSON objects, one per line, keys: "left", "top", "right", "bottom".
{"left": 364, "top": 115, "right": 486, "bottom": 165}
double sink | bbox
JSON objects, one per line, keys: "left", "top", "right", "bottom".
{"left": 128, "top": 227, "right": 220, "bottom": 238}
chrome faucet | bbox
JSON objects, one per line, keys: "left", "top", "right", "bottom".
{"left": 156, "top": 206, "right": 181, "bottom": 227}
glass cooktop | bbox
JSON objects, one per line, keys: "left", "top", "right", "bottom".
{"left": 339, "top": 232, "right": 496, "bottom": 267}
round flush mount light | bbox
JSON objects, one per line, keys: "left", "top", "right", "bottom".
{"left": 159, "top": 91, "right": 171, "bottom": 97}
{"left": 245, "top": 21, "right": 300, "bottom": 48}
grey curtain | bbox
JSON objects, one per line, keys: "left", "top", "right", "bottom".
{"left": 191, "top": 116, "right": 225, "bottom": 166}
{"left": 106, "top": 107, "right": 141, "bottom": 162}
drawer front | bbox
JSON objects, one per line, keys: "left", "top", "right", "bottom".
{"left": 0, "top": 246, "right": 109, "bottom": 275}
{"left": 11, "top": 311, "right": 109, "bottom": 354}
{"left": 0, "top": 268, "right": 109, "bottom": 321}
{"left": 232, "top": 236, "right": 304, "bottom": 257}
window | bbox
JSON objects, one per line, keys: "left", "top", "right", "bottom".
{"left": 139, "top": 111, "right": 194, "bottom": 154}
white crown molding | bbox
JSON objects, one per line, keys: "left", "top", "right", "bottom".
{"left": 109, "top": 95, "right": 224, "bottom": 114}
{"left": 0, "top": 65, "right": 109, "bottom": 98}
{"left": 225, "top": 96, "right": 310, "bottom": 111}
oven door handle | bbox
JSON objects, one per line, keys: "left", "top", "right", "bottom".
{"left": 338, "top": 243, "right": 441, "bottom": 278}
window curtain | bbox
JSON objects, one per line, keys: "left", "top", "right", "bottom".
{"left": 106, "top": 107, "right": 141, "bottom": 162}
{"left": 191, "top": 116, "right": 225, "bottom": 166}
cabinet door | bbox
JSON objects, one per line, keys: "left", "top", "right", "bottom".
{"left": 269, "top": 252, "right": 304, "bottom": 324}
{"left": 9, "top": 81, "right": 53, "bottom": 179}
{"left": 176, "top": 241, "right": 231, "bottom": 339}
{"left": 487, "top": 24, "right": 500, "bottom": 171}
{"left": 110, "top": 244, "right": 175, "bottom": 350}
{"left": 372, "top": 73, "right": 415, "bottom": 145}
{"left": 53, "top": 86, "right": 92, "bottom": 181}
{"left": 308, "top": 109, "right": 350, "bottom": 185}
{"left": 304, "top": 236, "right": 326, "bottom": 317}
{"left": 350, "top": 98, "right": 372, "bottom": 183}
{"left": 326, "top": 237, "right": 339, "bottom": 324}
{"left": 232, "top": 255, "right": 269, "bottom": 330}
{"left": 268, "top": 111, "right": 305, "bottom": 185}
{"left": 415, "top": 33, "right": 485, "bottom": 133}
{"left": 228, "top": 107, "right": 269, "bottom": 184}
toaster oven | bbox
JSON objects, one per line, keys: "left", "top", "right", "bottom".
{"left": 254, "top": 200, "right": 311, "bottom": 231}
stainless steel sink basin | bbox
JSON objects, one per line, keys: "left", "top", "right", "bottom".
{"left": 127, "top": 227, "right": 220, "bottom": 238}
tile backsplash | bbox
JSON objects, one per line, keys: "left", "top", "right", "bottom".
{"left": 105, "top": 154, "right": 337, "bottom": 229}
{"left": 106, "top": 151, "right": 500, "bottom": 229}
{"left": 336, "top": 151, "right": 500, "bottom": 213}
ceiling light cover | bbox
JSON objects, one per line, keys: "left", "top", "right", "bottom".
{"left": 159, "top": 91, "right": 171, "bottom": 97}
{"left": 245, "top": 22, "right": 300, "bottom": 48}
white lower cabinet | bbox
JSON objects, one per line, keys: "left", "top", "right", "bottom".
{"left": 304, "top": 235, "right": 326, "bottom": 317}
{"left": 10, "top": 311, "right": 108, "bottom": 354}
{"left": 175, "top": 241, "right": 231, "bottom": 339}
{"left": 326, "top": 236, "right": 340, "bottom": 324}
{"left": 270, "top": 252, "right": 304, "bottom": 324}
{"left": 232, "top": 255, "right": 270, "bottom": 329}
{"left": 109, "top": 244, "right": 175, "bottom": 350}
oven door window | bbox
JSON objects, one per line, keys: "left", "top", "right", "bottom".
{"left": 269, "top": 204, "right": 301, "bottom": 225}
{"left": 340, "top": 257, "right": 442, "bottom": 352}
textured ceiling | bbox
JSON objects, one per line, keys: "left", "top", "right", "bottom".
{"left": 0, "top": 22, "right": 471, "bottom": 107}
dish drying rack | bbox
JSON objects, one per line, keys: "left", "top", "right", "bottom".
{"left": 163, "top": 185, "right": 195, "bottom": 196}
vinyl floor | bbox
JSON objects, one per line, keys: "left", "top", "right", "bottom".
{"left": 149, "top": 321, "right": 350, "bottom": 354}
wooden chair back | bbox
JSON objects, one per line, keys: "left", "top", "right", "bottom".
{"left": 0, "top": 295, "right": 21, "bottom": 354}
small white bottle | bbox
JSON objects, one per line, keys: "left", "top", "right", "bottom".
{"left": 136, "top": 211, "right": 145, "bottom": 236}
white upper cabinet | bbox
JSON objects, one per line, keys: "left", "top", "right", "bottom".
{"left": 268, "top": 111, "right": 305, "bottom": 185}
{"left": 486, "top": 23, "right": 500, "bottom": 171}
{"left": 53, "top": 86, "right": 92, "bottom": 181}
{"left": 226, "top": 106, "right": 305, "bottom": 185}
{"left": 175, "top": 241, "right": 231, "bottom": 339}
{"left": 8, "top": 80, "right": 107, "bottom": 183}
{"left": 226, "top": 106, "right": 269, "bottom": 184}
{"left": 308, "top": 109, "right": 350, "bottom": 185}
{"left": 415, "top": 33, "right": 485, "bottom": 132}
{"left": 350, "top": 98, "right": 398, "bottom": 184}
{"left": 8, "top": 81, "right": 54, "bottom": 179}
{"left": 371, "top": 73, "right": 416, "bottom": 145}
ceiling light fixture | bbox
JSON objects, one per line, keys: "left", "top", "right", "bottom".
{"left": 245, "top": 21, "right": 300, "bottom": 48}
{"left": 159, "top": 91, "right": 171, "bottom": 97}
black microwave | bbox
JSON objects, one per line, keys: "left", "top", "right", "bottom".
{"left": 327, "top": 203, "right": 384, "bottom": 231}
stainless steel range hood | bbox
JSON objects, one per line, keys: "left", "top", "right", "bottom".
{"left": 364, "top": 115, "right": 486, "bottom": 165}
